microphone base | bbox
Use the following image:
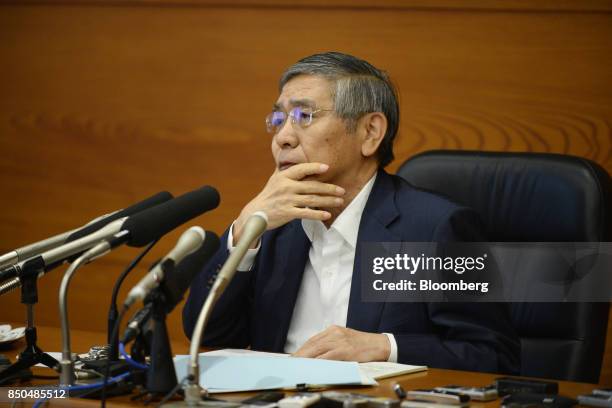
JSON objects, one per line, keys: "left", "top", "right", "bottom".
{"left": 146, "top": 290, "right": 178, "bottom": 394}
{"left": 82, "top": 359, "right": 131, "bottom": 377}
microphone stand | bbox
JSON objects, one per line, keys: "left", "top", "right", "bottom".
{"left": 0, "top": 257, "right": 59, "bottom": 382}
{"left": 143, "top": 283, "right": 178, "bottom": 398}
{"left": 176, "top": 212, "right": 268, "bottom": 406}
{"left": 58, "top": 231, "right": 131, "bottom": 386}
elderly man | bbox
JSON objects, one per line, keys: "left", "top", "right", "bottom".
{"left": 183, "top": 52, "right": 519, "bottom": 373}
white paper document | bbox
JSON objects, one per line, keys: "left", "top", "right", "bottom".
{"left": 173, "top": 349, "right": 426, "bottom": 393}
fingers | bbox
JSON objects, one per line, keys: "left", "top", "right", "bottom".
{"left": 291, "top": 326, "right": 344, "bottom": 358}
{"left": 293, "top": 338, "right": 335, "bottom": 358}
{"left": 240, "top": 163, "right": 346, "bottom": 231}
{"left": 315, "top": 350, "right": 345, "bottom": 360}
{"left": 292, "top": 327, "right": 389, "bottom": 362}
{"left": 284, "top": 162, "right": 329, "bottom": 181}
{"left": 293, "top": 194, "right": 344, "bottom": 209}
{"left": 292, "top": 208, "right": 332, "bottom": 222}
{"left": 297, "top": 180, "right": 346, "bottom": 196}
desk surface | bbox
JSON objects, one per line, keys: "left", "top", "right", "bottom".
{"left": 0, "top": 324, "right": 604, "bottom": 407}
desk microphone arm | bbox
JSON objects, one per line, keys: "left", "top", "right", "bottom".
{"left": 182, "top": 212, "right": 268, "bottom": 406}
{"left": 58, "top": 238, "right": 119, "bottom": 386}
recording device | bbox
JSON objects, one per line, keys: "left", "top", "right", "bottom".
{"left": 495, "top": 377, "right": 558, "bottom": 396}
{"left": 124, "top": 226, "right": 205, "bottom": 308}
{"left": 501, "top": 393, "right": 575, "bottom": 408}
{"left": 0, "top": 191, "right": 172, "bottom": 278}
{"left": 278, "top": 393, "right": 321, "bottom": 408}
{"left": 0, "top": 186, "right": 219, "bottom": 296}
{"left": 241, "top": 391, "right": 286, "bottom": 407}
{"left": 578, "top": 393, "right": 612, "bottom": 408}
{"left": 434, "top": 385, "right": 497, "bottom": 402}
{"left": 393, "top": 383, "right": 407, "bottom": 400}
{"left": 321, "top": 392, "right": 399, "bottom": 408}
{"left": 320, "top": 392, "right": 369, "bottom": 408}
{"left": 400, "top": 402, "right": 466, "bottom": 408}
{"left": 405, "top": 390, "right": 469, "bottom": 406}
{"left": 364, "top": 397, "right": 400, "bottom": 408}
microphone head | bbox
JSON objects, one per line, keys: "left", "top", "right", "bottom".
{"left": 123, "top": 186, "right": 220, "bottom": 247}
{"left": 242, "top": 211, "right": 268, "bottom": 242}
{"left": 168, "top": 226, "right": 206, "bottom": 262}
{"left": 65, "top": 191, "right": 173, "bottom": 243}
{"left": 161, "top": 230, "right": 220, "bottom": 312}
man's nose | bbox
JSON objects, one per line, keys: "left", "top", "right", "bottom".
{"left": 274, "top": 119, "right": 299, "bottom": 148}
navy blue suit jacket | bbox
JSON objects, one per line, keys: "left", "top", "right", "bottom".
{"left": 183, "top": 170, "right": 520, "bottom": 374}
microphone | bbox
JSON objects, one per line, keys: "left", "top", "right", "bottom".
{"left": 121, "top": 230, "right": 220, "bottom": 343}
{"left": 121, "top": 186, "right": 219, "bottom": 247}
{"left": 121, "top": 304, "right": 153, "bottom": 345}
{"left": 214, "top": 211, "right": 268, "bottom": 293}
{"left": 159, "top": 230, "right": 220, "bottom": 312}
{"left": 184, "top": 212, "right": 267, "bottom": 403}
{"left": 0, "top": 191, "right": 173, "bottom": 281}
{"left": 0, "top": 186, "right": 220, "bottom": 296}
{"left": 0, "top": 229, "right": 78, "bottom": 271}
{"left": 0, "top": 210, "right": 120, "bottom": 271}
{"left": 64, "top": 192, "right": 173, "bottom": 243}
{"left": 124, "top": 226, "right": 206, "bottom": 308}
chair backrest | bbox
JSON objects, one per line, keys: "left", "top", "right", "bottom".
{"left": 396, "top": 150, "right": 611, "bottom": 383}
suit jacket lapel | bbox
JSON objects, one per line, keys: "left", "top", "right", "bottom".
{"left": 347, "top": 170, "right": 401, "bottom": 332}
{"left": 262, "top": 221, "right": 311, "bottom": 351}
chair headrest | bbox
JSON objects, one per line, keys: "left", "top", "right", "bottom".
{"left": 396, "top": 150, "right": 612, "bottom": 241}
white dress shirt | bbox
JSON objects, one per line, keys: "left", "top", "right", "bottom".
{"left": 227, "top": 173, "right": 398, "bottom": 362}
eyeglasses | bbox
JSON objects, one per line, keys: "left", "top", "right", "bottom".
{"left": 265, "top": 107, "right": 334, "bottom": 134}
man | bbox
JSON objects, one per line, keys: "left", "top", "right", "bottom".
{"left": 183, "top": 52, "right": 520, "bottom": 373}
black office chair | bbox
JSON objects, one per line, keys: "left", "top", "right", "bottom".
{"left": 396, "top": 150, "right": 611, "bottom": 383}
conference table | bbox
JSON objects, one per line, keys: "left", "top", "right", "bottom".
{"left": 0, "top": 324, "right": 604, "bottom": 407}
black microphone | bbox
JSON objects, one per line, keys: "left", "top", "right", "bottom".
{"left": 0, "top": 191, "right": 173, "bottom": 284}
{"left": 122, "top": 186, "right": 219, "bottom": 247}
{"left": 65, "top": 191, "right": 173, "bottom": 243}
{"left": 121, "top": 303, "right": 153, "bottom": 345}
{"left": 0, "top": 186, "right": 220, "bottom": 296}
{"left": 121, "top": 230, "right": 220, "bottom": 344}
{"left": 159, "top": 229, "right": 220, "bottom": 311}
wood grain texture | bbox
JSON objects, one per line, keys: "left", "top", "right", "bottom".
{"left": 9, "top": 0, "right": 612, "bottom": 12}
{"left": 0, "top": 1, "right": 610, "bottom": 383}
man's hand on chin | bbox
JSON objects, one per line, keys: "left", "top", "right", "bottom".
{"left": 292, "top": 326, "right": 390, "bottom": 362}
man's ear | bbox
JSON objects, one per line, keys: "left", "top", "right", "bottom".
{"left": 359, "top": 112, "right": 387, "bottom": 158}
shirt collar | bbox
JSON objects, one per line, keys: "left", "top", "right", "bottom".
{"left": 302, "top": 173, "right": 377, "bottom": 248}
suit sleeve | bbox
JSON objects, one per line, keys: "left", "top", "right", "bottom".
{"left": 394, "top": 208, "right": 521, "bottom": 374}
{"left": 182, "top": 228, "right": 256, "bottom": 348}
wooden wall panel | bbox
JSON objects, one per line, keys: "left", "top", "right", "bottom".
{"left": 0, "top": 1, "right": 610, "bottom": 383}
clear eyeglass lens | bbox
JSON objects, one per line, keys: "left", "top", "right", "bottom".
{"left": 266, "top": 111, "right": 287, "bottom": 133}
{"left": 266, "top": 108, "right": 315, "bottom": 133}
{"left": 290, "top": 107, "right": 313, "bottom": 127}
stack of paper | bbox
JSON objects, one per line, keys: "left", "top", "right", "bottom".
{"left": 173, "top": 349, "right": 426, "bottom": 393}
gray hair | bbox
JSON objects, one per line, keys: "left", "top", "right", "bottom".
{"left": 279, "top": 52, "right": 399, "bottom": 168}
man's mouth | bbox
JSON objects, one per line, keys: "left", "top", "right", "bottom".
{"left": 279, "top": 161, "right": 296, "bottom": 171}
